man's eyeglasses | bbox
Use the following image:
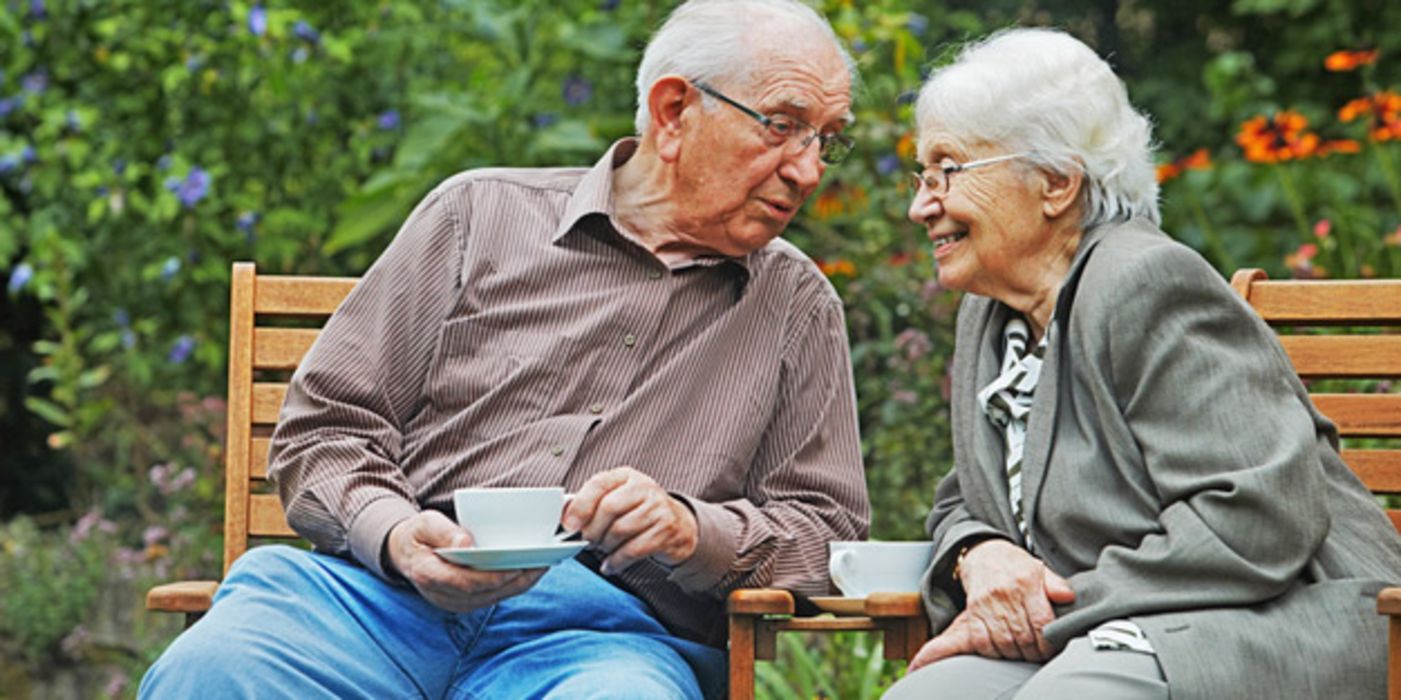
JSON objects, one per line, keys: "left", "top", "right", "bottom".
{"left": 691, "top": 80, "right": 855, "bottom": 166}
{"left": 909, "top": 152, "right": 1033, "bottom": 196}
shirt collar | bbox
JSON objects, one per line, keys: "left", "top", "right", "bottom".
{"left": 552, "top": 138, "right": 755, "bottom": 277}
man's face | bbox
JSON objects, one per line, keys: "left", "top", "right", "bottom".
{"left": 673, "top": 43, "right": 852, "bottom": 257}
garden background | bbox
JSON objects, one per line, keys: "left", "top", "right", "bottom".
{"left": 1, "top": 0, "right": 1398, "bottom": 697}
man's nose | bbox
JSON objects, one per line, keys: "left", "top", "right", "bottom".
{"left": 780, "top": 139, "right": 825, "bottom": 191}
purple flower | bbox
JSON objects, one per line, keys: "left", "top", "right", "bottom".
{"left": 70, "top": 508, "right": 116, "bottom": 543}
{"left": 113, "top": 158, "right": 127, "bottom": 175}
{"left": 143, "top": 525, "right": 170, "bottom": 547}
{"left": 599, "top": 0, "right": 620, "bottom": 9}
{"left": 532, "top": 112, "right": 558, "bottom": 128}
{"left": 236, "top": 211, "right": 259, "bottom": 232}
{"left": 8, "top": 263, "right": 33, "bottom": 292}
{"left": 20, "top": 146, "right": 36, "bottom": 163}
{"left": 156, "top": 154, "right": 171, "bottom": 171}
{"left": 0, "top": 154, "right": 17, "bottom": 174}
{"left": 291, "top": 46, "right": 309, "bottom": 63}
{"left": 166, "top": 167, "right": 211, "bottom": 208}
{"left": 376, "top": 109, "right": 400, "bottom": 130}
{"left": 66, "top": 110, "right": 80, "bottom": 130}
{"left": 185, "top": 55, "right": 204, "bottom": 71}
{"left": 248, "top": 5, "right": 267, "bottom": 37}
{"left": 60, "top": 625, "right": 89, "bottom": 659}
{"left": 121, "top": 329, "right": 136, "bottom": 349}
{"left": 21, "top": 71, "right": 47, "bottom": 94}
{"left": 160, "top": 255, "right": 181, "bottom": 281}
{"left": 113, "top": 308, "right": 130, "bottom": 327}
{"left": 876, "top": 153, "right": 901, "bottom": 176}
{"left": 0, "top": 96, "right": 20, "bottom": 116}
{"left": 906, "top": 13, "right": 928, "bottom": 37}
{"left": 29, "top": 0, "right": 45, "bottom": 20}
{"left": 168, "top": 335, "right": 196, "bottom": 364}
{"left": 852, "top": 38, "right": 868, "bottom": 54}
{"left": 562, "top": 75, "right": 593, "bottom": 106}
{"left": 103, "top": 672, "right": 129, "bottom": 699}
{"left": 293, "top": 20, "right": 319, "bottom": 43}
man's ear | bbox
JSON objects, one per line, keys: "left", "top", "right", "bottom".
{"left": 1041, "top": 166, "right": 1084, "bottom": 220}
{"left": 647, "top": 76, "right": 692, "bottom": 163}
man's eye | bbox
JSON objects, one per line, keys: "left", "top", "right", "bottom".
{"left": 767, "top": 117, "right": 797, "bottom": 137}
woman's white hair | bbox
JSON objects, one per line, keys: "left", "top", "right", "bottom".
{"left": 633, "top": 0, "right": 856, "bottom": 135}
{"left": 915, "top": 27, "right": 1160, "bottom": 227}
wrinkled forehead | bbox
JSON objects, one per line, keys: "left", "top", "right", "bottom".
{"left": 745, "top": 40, "right": 854, "bottom": 125}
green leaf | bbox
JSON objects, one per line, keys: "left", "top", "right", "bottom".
{"left": 24, "top": 397, "right": 73, "bottom": 428}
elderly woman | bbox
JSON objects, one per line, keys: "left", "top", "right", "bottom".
{"left": 884, "top": 28, "right": 1401, "bottom": 700}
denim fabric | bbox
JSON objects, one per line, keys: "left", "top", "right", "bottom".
{"left": 139, "top": 546, "right": 725, "bottom": 699}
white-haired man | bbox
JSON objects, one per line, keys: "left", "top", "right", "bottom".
{"left": 139, "top": 2, "right": 867, "bottom": 698}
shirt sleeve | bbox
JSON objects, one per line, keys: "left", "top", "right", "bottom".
{"left": 666, "top": 292, "right": 870, "bottom": 596}
{"left": 267, "top": 182, "right": 466, "bottom": 580}
{"left": 1044, "top": 242, "right": 1329, "bottom": 642}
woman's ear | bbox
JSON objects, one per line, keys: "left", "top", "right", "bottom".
{"left": 647, "top": 76, "right": 692, "bottom": 163}
{"left": 1040, "top": 167, "right": 1084, "bottom": 220}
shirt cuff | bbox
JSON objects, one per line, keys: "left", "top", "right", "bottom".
{"left": 347, "top": 495, "right": 421, "bottom": 581}
{"left": 665, "top": 494, "right": 740, "bottom": 593}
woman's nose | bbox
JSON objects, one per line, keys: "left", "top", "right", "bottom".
{"left": 907, "top": 189, "right": 942, "bottom": 225}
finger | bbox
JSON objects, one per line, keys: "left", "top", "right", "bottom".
{"left": 582, "top": 478, "right": 654, "bottom": 546}
{"left": 967, "top": 596, "right": 1022, "bottom": 660}
{"left": 415, "top": 510, "right": 473, "bottom": 549}
{"left": 908, "top": 618, "right": 975, "bottom": 672}
{"left": 964, "top": 616, "right": 1001, "bottom": 659}
{"left": 1010, "top": 603, "right": 1043, "bottom": 661}
{"left": 1042, "top": 567, "right": 1076, "bottom": 604}
{"left": 601, "top": 519, "right": 674, "bottom": 574}
{"left": 565, "top": 468, "right": 635, "bottom": 534}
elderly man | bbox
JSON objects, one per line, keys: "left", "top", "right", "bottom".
{"left": 139, "top": 1, "right": 865, "bottom": 698}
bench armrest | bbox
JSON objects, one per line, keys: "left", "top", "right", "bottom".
{"left": 147, "top": 580, "right": 219, "bottom": 614}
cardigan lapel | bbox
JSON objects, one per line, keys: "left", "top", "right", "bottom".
{"left": 955, "top": 297, "right": 1021, "bottom": 538}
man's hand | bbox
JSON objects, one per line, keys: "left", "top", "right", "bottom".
{"left": 954, "top": 539, "right": 1075, "bottom": 662}
{"left": 385, "top": 510, "right": 546, "bottom": 612}
{"left": 563, "top": 467, "right": 698, "bottom": 575}
{"left": 907, "top": 610, "right": 983, "bottom": 672}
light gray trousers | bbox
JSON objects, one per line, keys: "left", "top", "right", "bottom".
{"left": 882, "top": 638, "right": 1169, "bottom": 700}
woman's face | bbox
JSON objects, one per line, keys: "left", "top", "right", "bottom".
{"left": 906, "top": 132, "right": 1052, "bottom": 299}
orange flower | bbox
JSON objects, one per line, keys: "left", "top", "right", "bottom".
{"left": 1386, "top": 227, "right": 1401, "bottom": 247}
{"left": 1324, "top": 49, "right": 1379, "bottom": 72}
{"left": 896, "top": 132, "right": 916, "bottom": 160}
{"left": 1317, "top": 139, "right": 1361, "bottom": 156}
{"left": 1338, "top": 91, "right": 1401, "bottom": 141}
{"left": 1156, "top": 148, "right": 1212, "bottom": 183}
{"left": 1236, "top": 111, "right": 1320, "bottom": 163}
{"left": 817, "top": 259, "right": 856, "bottom": 277}
{"left": 813, "top": 189, "right": 844, "bottom": 220}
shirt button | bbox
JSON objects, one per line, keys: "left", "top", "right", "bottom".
{"left": 623, "top": 333, "right": 637, "bottom": 347}
{"left": 550, "top": 445, "right": 565, "bottom": 457}
{"left": 589, "top": 402, "right": 604, "bottom": 414}
{"left": 647, "top": 270, "right": 662, "bottom": 280}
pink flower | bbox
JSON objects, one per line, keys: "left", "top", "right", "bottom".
{"left": 1313, "top": 219, "right": 1332, "bottom": 238}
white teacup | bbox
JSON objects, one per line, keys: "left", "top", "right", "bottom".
{"left": 828, "top": 541, "right": 935, "bottom": 597}
{"left": 453, "top": 486, "right": 566, "bottom": 549}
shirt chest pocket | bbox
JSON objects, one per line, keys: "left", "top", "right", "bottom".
{"left": 426, "top": 318, "right": 576, "bottom": 436}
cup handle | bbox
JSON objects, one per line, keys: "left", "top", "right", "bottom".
{"left": 830, "top": 550, "right": 855, "bottom": 597}
{"left": 556, "top": 493, "right": 581, "bottom": 542}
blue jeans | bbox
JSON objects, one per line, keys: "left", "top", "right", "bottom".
{"left": 139, "top": 546, "right": 725, "bottom": 699}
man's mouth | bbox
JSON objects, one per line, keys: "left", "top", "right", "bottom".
{"left": 762, "top": 199, "right": 797, "bottom": 217}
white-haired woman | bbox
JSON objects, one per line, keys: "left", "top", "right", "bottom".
{"left": 886, "top": 28, "right": 1401, "bottom": 700}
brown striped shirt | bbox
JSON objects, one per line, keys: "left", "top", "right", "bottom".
{"left": 268, "top": 139, "right": 868, "bottom": 646}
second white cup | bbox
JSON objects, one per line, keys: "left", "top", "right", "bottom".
{"left": 828, "top": 541, "right": 935, "bottom": 597}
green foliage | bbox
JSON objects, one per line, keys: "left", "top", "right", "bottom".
{"left": 0, "top": 516, "right": 108, "bottom": 664}
{"left": 756, "top": 632, "right": 903, "bottom": 700}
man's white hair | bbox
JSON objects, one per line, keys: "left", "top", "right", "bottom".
{"left": 633, "top": 0, "right": 856, "bottom": 135}
{"left": 915, "top": 27, "right": 1160, "bottom": 228}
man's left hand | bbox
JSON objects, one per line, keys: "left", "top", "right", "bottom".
{"left": 563, "top": 467, "right": 698, "bottom": 574}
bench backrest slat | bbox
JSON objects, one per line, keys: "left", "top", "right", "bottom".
{"left": 223, "top": 262, "right": 357, "bottom": 574}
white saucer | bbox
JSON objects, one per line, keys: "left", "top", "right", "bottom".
{"left": 435, "top": 542, "right": 587, "bottom": 570}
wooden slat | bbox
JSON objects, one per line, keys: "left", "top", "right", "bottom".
{"left": 254, "top": 275, "right": 356, "bottom": 316}
{"left": 1313, "top": 394, "right": 1401, "bottom": 437}
{"left": 1390, "top": 511, "right": 1401, "bottom": 536}
{"left": 1244, "top": 278, "right": 1401, "bottom": 324}
{"left": 249, "top": 493, "right": 295, "bottom": 537}
{"left": 1345, "top": 450, "right": 1401, "bottom": 493}
{"left": 252, "top": 383, "right": 288, "bottom": 424}
{"left": 223, "top": 263, "right": 256, "bottom": 576}
{"left": 251, "top": 437, "right": 271, "bottom": 479}
{"left": 253, "top": 327, "right": 321, "bottom": 370}
{"left": 1280, "top": 336, "right": 1401, "bottom": 378}
{"left": 146, "top": 580, "right": 218, "bottom": 613}
{"left": 773, "top": 617, "right": 883, "bottom": 632}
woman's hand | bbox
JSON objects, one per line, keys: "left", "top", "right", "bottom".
{"left": 952, "top": 539, "right": 1075, "bottom": 661}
